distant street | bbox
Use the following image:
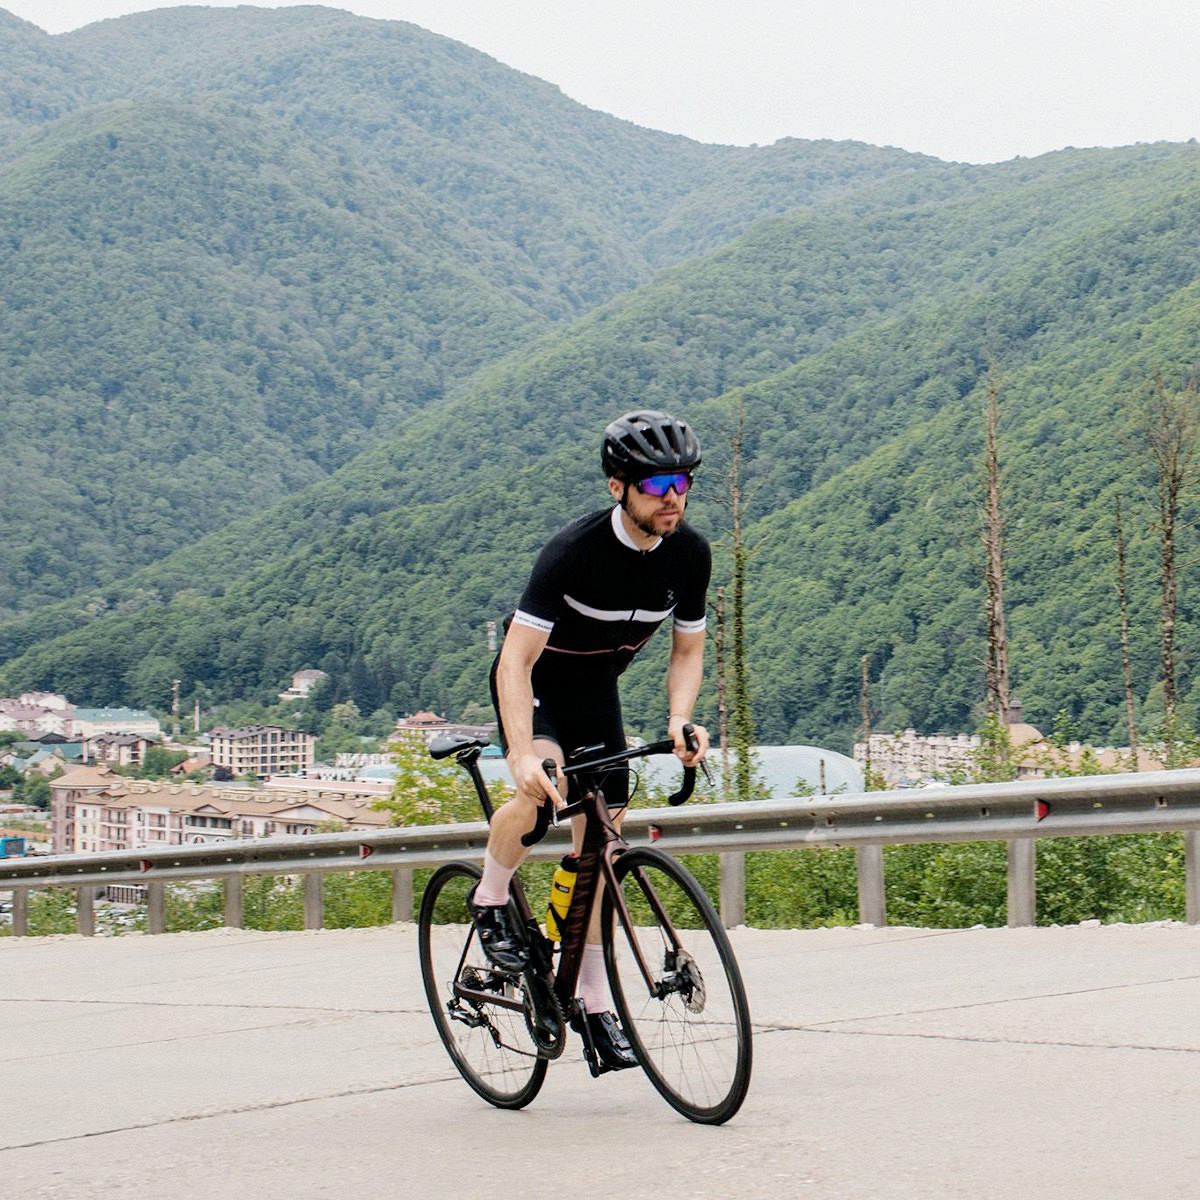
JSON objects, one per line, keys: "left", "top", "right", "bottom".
{"left": 2, "top": 922, "right": 1199, "bottom": 1199}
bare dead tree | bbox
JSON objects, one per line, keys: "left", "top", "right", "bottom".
{"left": 1137, "top": 374, "right": 1200, "bottom": 723}
{"left": 713, "top": 585, "right": 731, "bottom": 788}
{"left": 1114, "top": 495, "right": 1139, "bottom": 767}
{"left": 728, "top": 402, "right": 754, "bottom": 801}
{"left": 708, "top": 399, "right": 756, "bottom": 802}
{"left": 859, "top": 654, "right": 872, "bottom": 777}
{"left": 983, "top": 365, "right": 1012, "bottom": 724}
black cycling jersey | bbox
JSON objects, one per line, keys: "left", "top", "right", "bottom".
{"left": 490, "top": 505, "right": 711, "bottom": 801}
{"left": 513, "top": 506, "right": 710, "bottom": 689}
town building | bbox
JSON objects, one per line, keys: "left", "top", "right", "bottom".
{"left": 0, "top": 696, "right": 73, "bottom": 737}
{"left": 209, "top": 725, "right": 316, "bottom": 778}
{"left": 855, "top": 729, "right": 982, "bottom": 786}
{"left": 83, "top": 733, "right": 157, "bottom": 769}
{"left": 72, "top": 707, "right": 162, "bottom": 740}
{"left": 393, "top": 711, "right": 494, "bottom": 748}
{"left": 278, "top": 669, "right": 329, "bottom": 701}
{"left": 855, "top": 718, "right": 1165, "bottom": 785}
{"left": 49, "top": 764, "right": 390, "bottom": 854}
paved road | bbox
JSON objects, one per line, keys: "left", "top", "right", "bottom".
{"left": 1, "top": 921, "right": 1198, "bottom": 1199}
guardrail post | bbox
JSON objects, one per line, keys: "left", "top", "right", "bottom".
{"left": 76, "top": 886, "right": 96, "bottom": 936}
{"left": 224, "top": 875, "right": 244, "bottom": 929}
{"left": 1007, "top": 839, "right": 1036, "bottom": 927}
{"left": 391, "top": 868, "right": 413, "bottom": 923}
{"left": 147, "top": 882, "right": 166, "bottom": 935}
{"left": 12, "top": 889, "right": 28, "bottom": 936}
{"left": 856, "top": 844, "right": 886, "bottom": 926}
{"left": 304, "top": 873, "right": 324, "bottom": 930}
{"left": 1185, "top": 831, "right": 1200, "bottom": 924}
{"left": 719, "top": 851, "right": 745, "bottom": 928}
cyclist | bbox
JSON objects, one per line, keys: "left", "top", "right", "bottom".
{"left": 470, "top": 409, "right": 712, "bottom": 1071}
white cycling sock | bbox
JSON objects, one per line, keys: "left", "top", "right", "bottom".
{"left": 578, "top": 942, "right": 614, "bottom": 1014}
{"left": 474, "top": 851, "right": 516, "bottom": 907}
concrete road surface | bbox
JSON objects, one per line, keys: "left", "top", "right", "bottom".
{"left": 1, "top": 921, "right": 1198, "bottom": 1199}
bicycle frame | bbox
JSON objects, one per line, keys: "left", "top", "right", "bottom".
{"left": 431, "top": 733, "right": 695, "bottom": 1023}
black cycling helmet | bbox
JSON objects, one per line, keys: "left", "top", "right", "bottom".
{"left": 601, "top": 409, "right": 701, "bottom": 479}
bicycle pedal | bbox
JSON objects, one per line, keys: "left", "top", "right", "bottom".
{"left": 571, "top": 1010, "right": 615, "bottom": 1077}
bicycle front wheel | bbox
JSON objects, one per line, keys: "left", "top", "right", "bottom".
{"left": 603, "top": 847, "right": 752, "bottom": 1124}
{"left": 418, "top": 861, "right": 547, "bottom": 1109}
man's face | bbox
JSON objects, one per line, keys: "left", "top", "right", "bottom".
{"left": 609, "top": 474, "right": 688, "bottom": 538}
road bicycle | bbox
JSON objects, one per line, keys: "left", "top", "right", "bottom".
{"left": 417, "top": 727, "right": 752, "bottom": 1124}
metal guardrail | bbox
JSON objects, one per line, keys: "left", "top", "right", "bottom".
{"left": 4, "top": 768, "right": 1200, "bottom": 935}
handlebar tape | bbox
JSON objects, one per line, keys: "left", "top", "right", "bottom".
{"left": 668, "top": 765, "right": 696, "bottom": 806}
{"left": 519, "top": 759, "right": 560, "bottom": 847}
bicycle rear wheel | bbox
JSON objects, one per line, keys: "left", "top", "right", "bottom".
{"left": 418, "top": 861, "right": 547, "bottom": 1109}
{"left": 603, "top": 847, "right": 752, "bottom": 1124}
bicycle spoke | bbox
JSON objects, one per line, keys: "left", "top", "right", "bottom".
{"left": 419, "top": 862, "right": 547, "bottom": 1109}
{"left": 604, "top": 848, "right": 752, "bottom": 1124}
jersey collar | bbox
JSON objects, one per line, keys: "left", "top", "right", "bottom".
{"left": 611, "top": 504, "right": 662, "bottom": 553}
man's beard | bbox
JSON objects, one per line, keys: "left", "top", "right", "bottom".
{"left": 630, "top": 508, "right": 679, "bottom": 539}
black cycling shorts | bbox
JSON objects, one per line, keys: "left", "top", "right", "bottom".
{"left": 489, "top": 655, "right": 629, "bottom": 808}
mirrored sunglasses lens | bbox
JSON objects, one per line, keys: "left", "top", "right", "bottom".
{"left": 638, "top": 473, "right": 691, "bottom": 496}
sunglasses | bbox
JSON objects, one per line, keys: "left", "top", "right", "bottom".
{"left": 634, "top": 472, "right": 694, "bottom": 497}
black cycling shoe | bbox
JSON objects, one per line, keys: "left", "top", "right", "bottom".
{"left": 575, "top": 1010, "right": 639, "bottom": 1072}
{"left": 467, "top": 887, "right": 528, "bottom": 974}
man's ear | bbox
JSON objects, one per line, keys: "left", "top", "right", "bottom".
{"left": 606, "top": 476, "right": 624, "bottom": 501}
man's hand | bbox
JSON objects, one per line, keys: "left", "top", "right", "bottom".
{"left": 507, "top": 752, "right": 566, "bottom": 813}
{"left": 668, "top": 714, "right": 709, "bottom": 767}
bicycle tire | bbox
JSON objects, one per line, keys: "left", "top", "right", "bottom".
{"left": 418, "top": 861, "right": 547, "bottom": 1109}
{"left": 603, "top": 847, "right": 752, "bottom": 1124}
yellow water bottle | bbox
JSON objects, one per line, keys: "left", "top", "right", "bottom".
{"left": 545, "top": 854, "right": 579, "bottom": 942}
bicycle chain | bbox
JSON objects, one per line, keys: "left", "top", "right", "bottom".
{"left": 523, "top": 970, "right": 568, "bottom": 1059}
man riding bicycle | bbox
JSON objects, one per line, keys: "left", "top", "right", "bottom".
{"left": 470, "top": 408, "right": 712, "bottom": 1071}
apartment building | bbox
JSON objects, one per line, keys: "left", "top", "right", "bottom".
{"left": 854, "top": 729, "right": 982, "bottom": 785}
{"left": 50, "top": 765, "right": 389, "bottom": 854}
{"left": 209, "top": 725, "right": 316, "bottom": 778}
{"left": 72, "top": 707, "right": 162, "bottom": 740}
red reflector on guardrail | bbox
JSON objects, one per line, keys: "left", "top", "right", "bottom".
{"left": 359, "top": 845, "right": 374, "bottom": 859}
{"left": 1035, "top": 801, "right": 1051, "bottom": 822}
{"left": 139, "top": 860, "right": 153, "bottom": 872}
{"left": 649, "top": 825, "right": 661, "bottom": 842}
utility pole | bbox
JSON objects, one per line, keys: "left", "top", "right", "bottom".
{"left": 171, "top": 679, "right": 181, "bottom": 741}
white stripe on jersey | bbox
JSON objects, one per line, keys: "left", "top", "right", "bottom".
{"left": 564, "top": 594, "right": 674, "bottom": 624}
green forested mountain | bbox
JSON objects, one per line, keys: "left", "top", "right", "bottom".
{"left": 0, "top": 4, "right": 941, "bottom": 614}
{"left": 4, "top": 6, "right": 1200, "bottom": 751}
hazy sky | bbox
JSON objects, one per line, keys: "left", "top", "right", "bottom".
{"left": 5, "top": 0, "right": 1200, "bottom": 163}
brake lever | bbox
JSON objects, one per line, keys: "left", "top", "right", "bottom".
{"left": 519, "top": 759, "right": 561, "bottom": 847}
{"left": 668, "top": 723, "right": 703, "bottom": 806}
{"left": 545, "top": 759, "right": 561, "bottom": 828}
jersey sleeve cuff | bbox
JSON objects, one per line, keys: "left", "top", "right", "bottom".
{"left": 512, "top": 609, "right": 555, "bottom": 635}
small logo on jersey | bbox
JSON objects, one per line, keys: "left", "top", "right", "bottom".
{"left": 666, "top": 589, "right": 675, "bottom": 606}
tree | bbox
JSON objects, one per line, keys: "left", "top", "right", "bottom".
{"left": 1134, "top": 374, "right": 1200, "bottom": 731}
{"left": 1114, "top": 495, "right": 1139, "bottom": 767}
{"left": 19, "top": 775, "right": 51, "bottom": 809}
{"left": 709, "top": 400, "right": 756, "bottom": 801}
{"left": 138, "top": 746, "right": 188, "bottom": 779}
{"left": 372, "top": 738, "right": 501, "bottom": 826}
{"left": 982, "top": 365, "right": 1012, "bottom": 725}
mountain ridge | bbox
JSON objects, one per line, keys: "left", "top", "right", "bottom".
{"left": 4, "top": 6, "right": 1200, "bottom": 749}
